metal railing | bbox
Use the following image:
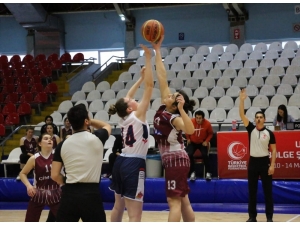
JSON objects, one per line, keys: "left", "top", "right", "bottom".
{"left": 63, "top": 57, "right": 96, "bottom": 80}
{"left": 0, "top": 124, "right": 65, "bottom": 158}
{"left": 91, "top": 56, "right": 133, "bottom": 81}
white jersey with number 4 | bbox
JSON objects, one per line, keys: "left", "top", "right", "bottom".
{"left": 119, "top": 112, "right": 150, "bottom": 158}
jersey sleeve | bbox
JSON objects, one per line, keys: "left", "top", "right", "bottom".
{"left": 53, "top": 141, "right": 64, "bottom": 162}
{"left": 269, "top": 130, "right": 276, "bottom": 144}
{"left": 245, "top": 121, "right": 255, "bottom": 134}
{"left": 93, "top": 129, "right": 109, "bottom": 146}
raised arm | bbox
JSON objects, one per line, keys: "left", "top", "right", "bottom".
{"left": 239, "top": 88, "right": 249, "bottom": 127}
{"left": 172, "top": 95, "right": 195, "bottom": 135}
{"left": 90, "top": 119, "right": 112, "bottom": 136}
{"left": 151, "top": 35, "right": 171, "bottom": 103}
{"left": 126, "top": 65, "right": 144, "bottom": 99}
{"left": 133, "top": 44, "right": 154, "bottom": 121}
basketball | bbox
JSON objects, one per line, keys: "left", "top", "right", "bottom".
{"left": 141, "top": 19, "right": 164, "bottom": 43}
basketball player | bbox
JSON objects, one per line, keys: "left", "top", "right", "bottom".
{"left": 151, "top": 35, "right": 196, "bottom": 222}
{"left": 19, "top": 133, "right": 62, "bottom": 222}
{"left": 108, "top": 44, "right": 154, "bottom": 222}
{"left": 18, "top": 127, "right": 38, "bottom": 180}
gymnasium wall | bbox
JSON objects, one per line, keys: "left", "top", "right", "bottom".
{"left": 0, "top": 3, "right": 298, "bottom": 54}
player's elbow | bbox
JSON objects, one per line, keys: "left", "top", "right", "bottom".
{"left": 185, "top": 127, "right": 195, "bottom": 135}
{"left": 51, "top": 172, "right": 59, "bottom": 183}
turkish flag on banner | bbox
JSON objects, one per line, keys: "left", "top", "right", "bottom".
{"left": 217, "top": 131, "right": 300, "bottom": 179}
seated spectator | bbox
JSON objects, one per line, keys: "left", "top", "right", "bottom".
{"left": 40, "top": 115, "right": 59, "bottom": 136}
{"left": 186, "top": 110, "right": 213, "bottom": 181}
{"left": 60, "top": 117, "right": 73, "bottom": 140}
{"left": 46, "top": 124, "right": 61, "bottom": 149}
{"left": 273, "top": 104, "right": 295, "bottom": 130}
{"left": 107, "top": 135, "right": 123, "bottom": 179}
{"left": 17, "top": 127, "right": 38, "bottom": 180}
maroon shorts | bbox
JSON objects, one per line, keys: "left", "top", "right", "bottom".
{"left": 164, "top": 161, "right": 190, "bottom": 197}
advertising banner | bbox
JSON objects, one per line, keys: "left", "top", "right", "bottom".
{"left": 217, "top": 131, "right": 300, "bottom": 179}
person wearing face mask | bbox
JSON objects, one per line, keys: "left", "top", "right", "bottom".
{"left": 185, "top": 110, "right": 213, "bottom": 181}
{"left": 272, "top": 104, "right": 294, "bottom": 130}
{"left": 239, "top": 88, "right": 277, "bottom": 222}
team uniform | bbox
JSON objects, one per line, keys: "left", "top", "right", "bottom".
{"left": 25, "top": 151, "right": 61, "bottom": 222}
{"left": 20, "top": 137, "right": 37, "bottom": 164}
{"left": 51, "top": 134, "right": 59, "bottom": 149}
{"left": 61, "top": 127, "right": 73, "bottom": 140}
{"left": 153, "top": 105, "right": 190, "bottom": 197}
{"left": 40, "top": 123, "right": 59, "bottom": 136}
{"left": 109, "top": 112, "right": 150, "bottom": 202}
{"left": 246, "top": 122, "right": 276, "bottom": 220}
{"left": 53, "top": 129, "right": 109, "bottom": 222}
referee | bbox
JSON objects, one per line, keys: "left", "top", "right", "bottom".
{"left": 239, "top": 89, "right": 276, "bottom": 222}
{"left": 51, "top": 104, "right": 111, "bottom": 222}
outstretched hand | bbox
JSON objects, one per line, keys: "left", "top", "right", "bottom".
{"left": 151, "top": 35, "right": 164, "bottom": 50}
{"left": 239, "top": 88, "right": 247, "bottom": 101}
{"left": 140, "top": 44, "right": 151, "bottom": 58}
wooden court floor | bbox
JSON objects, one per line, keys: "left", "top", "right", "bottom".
{"left": 1, "top": 210, "right": 299, "bottom": 222}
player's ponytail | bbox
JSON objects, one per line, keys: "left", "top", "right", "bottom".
{"left": 108, "top": 98, "right": 129, "bottom": 119}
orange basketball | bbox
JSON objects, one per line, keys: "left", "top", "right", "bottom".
{"left": 141, "top": 19, "right": 164, "bottom": 43}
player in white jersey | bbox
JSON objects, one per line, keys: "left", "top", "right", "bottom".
{"left": 108, "top": 44, "right": 154, "bottom": 222}
{"left": 151, "top": 35, "right": 196, "bottom": 222}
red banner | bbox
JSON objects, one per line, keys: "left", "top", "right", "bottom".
{"left": 217, "top": 131, "right": 300, "bottom": 179}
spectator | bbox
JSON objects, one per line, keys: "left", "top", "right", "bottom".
{"left": 18, "top": 127, "right": 38, "bottom": 180}
{"left": 107, "top": 135, "right": 123, "bottom": 179}
{"left": 239, "top": 88, "right": 276, "bottom": 222}
{"left": 40, "top": 115, "right": 59, "bottom": 136}
{"left": 186, "top": 110, "right": 213, "bottom": 181}
{"left": 272, "top": 104, "right": 295, "bottom": 130}
{"left": 60, "top": 117, "right": 73, "bottom": 140}
{"left": 46, "top": 124, "right": 61, "bottom": 149}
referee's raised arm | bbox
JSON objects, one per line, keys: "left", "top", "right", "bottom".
{"left": 89, "top": 118, "right": 111, "bottom": 136}
{"left": 239, "top": 88, "right": 249, "bottom": 128}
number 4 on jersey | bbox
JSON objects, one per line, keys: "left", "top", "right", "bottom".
{"left": 125, "top": 125, "right": 136, "bottom": 147}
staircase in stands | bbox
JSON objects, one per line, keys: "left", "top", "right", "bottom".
{"left": 2, "top": 62, "right": 133, "bottom": 156}
{"left": 2, "top": 72, "right": 74, "bottom": 156}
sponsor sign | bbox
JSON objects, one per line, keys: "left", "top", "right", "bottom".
{"left": 217, "top": 131, "right": 300, "bottom": 179}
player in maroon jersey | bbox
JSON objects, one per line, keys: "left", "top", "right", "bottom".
{"left": 19, "top": 133, "right": 63, "bottom": 222}
{"left": 151, "top": 36, "right": 196, "bottom": 222}
{"left": 60, "top": 117, "right": 73, "bottom": 140}
{"left": 18, "top": 127, "right": 38, "bottom": 180}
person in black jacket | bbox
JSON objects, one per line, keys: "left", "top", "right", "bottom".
{"left": 107, "top": 135, "right": 123, "bottom": 179}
